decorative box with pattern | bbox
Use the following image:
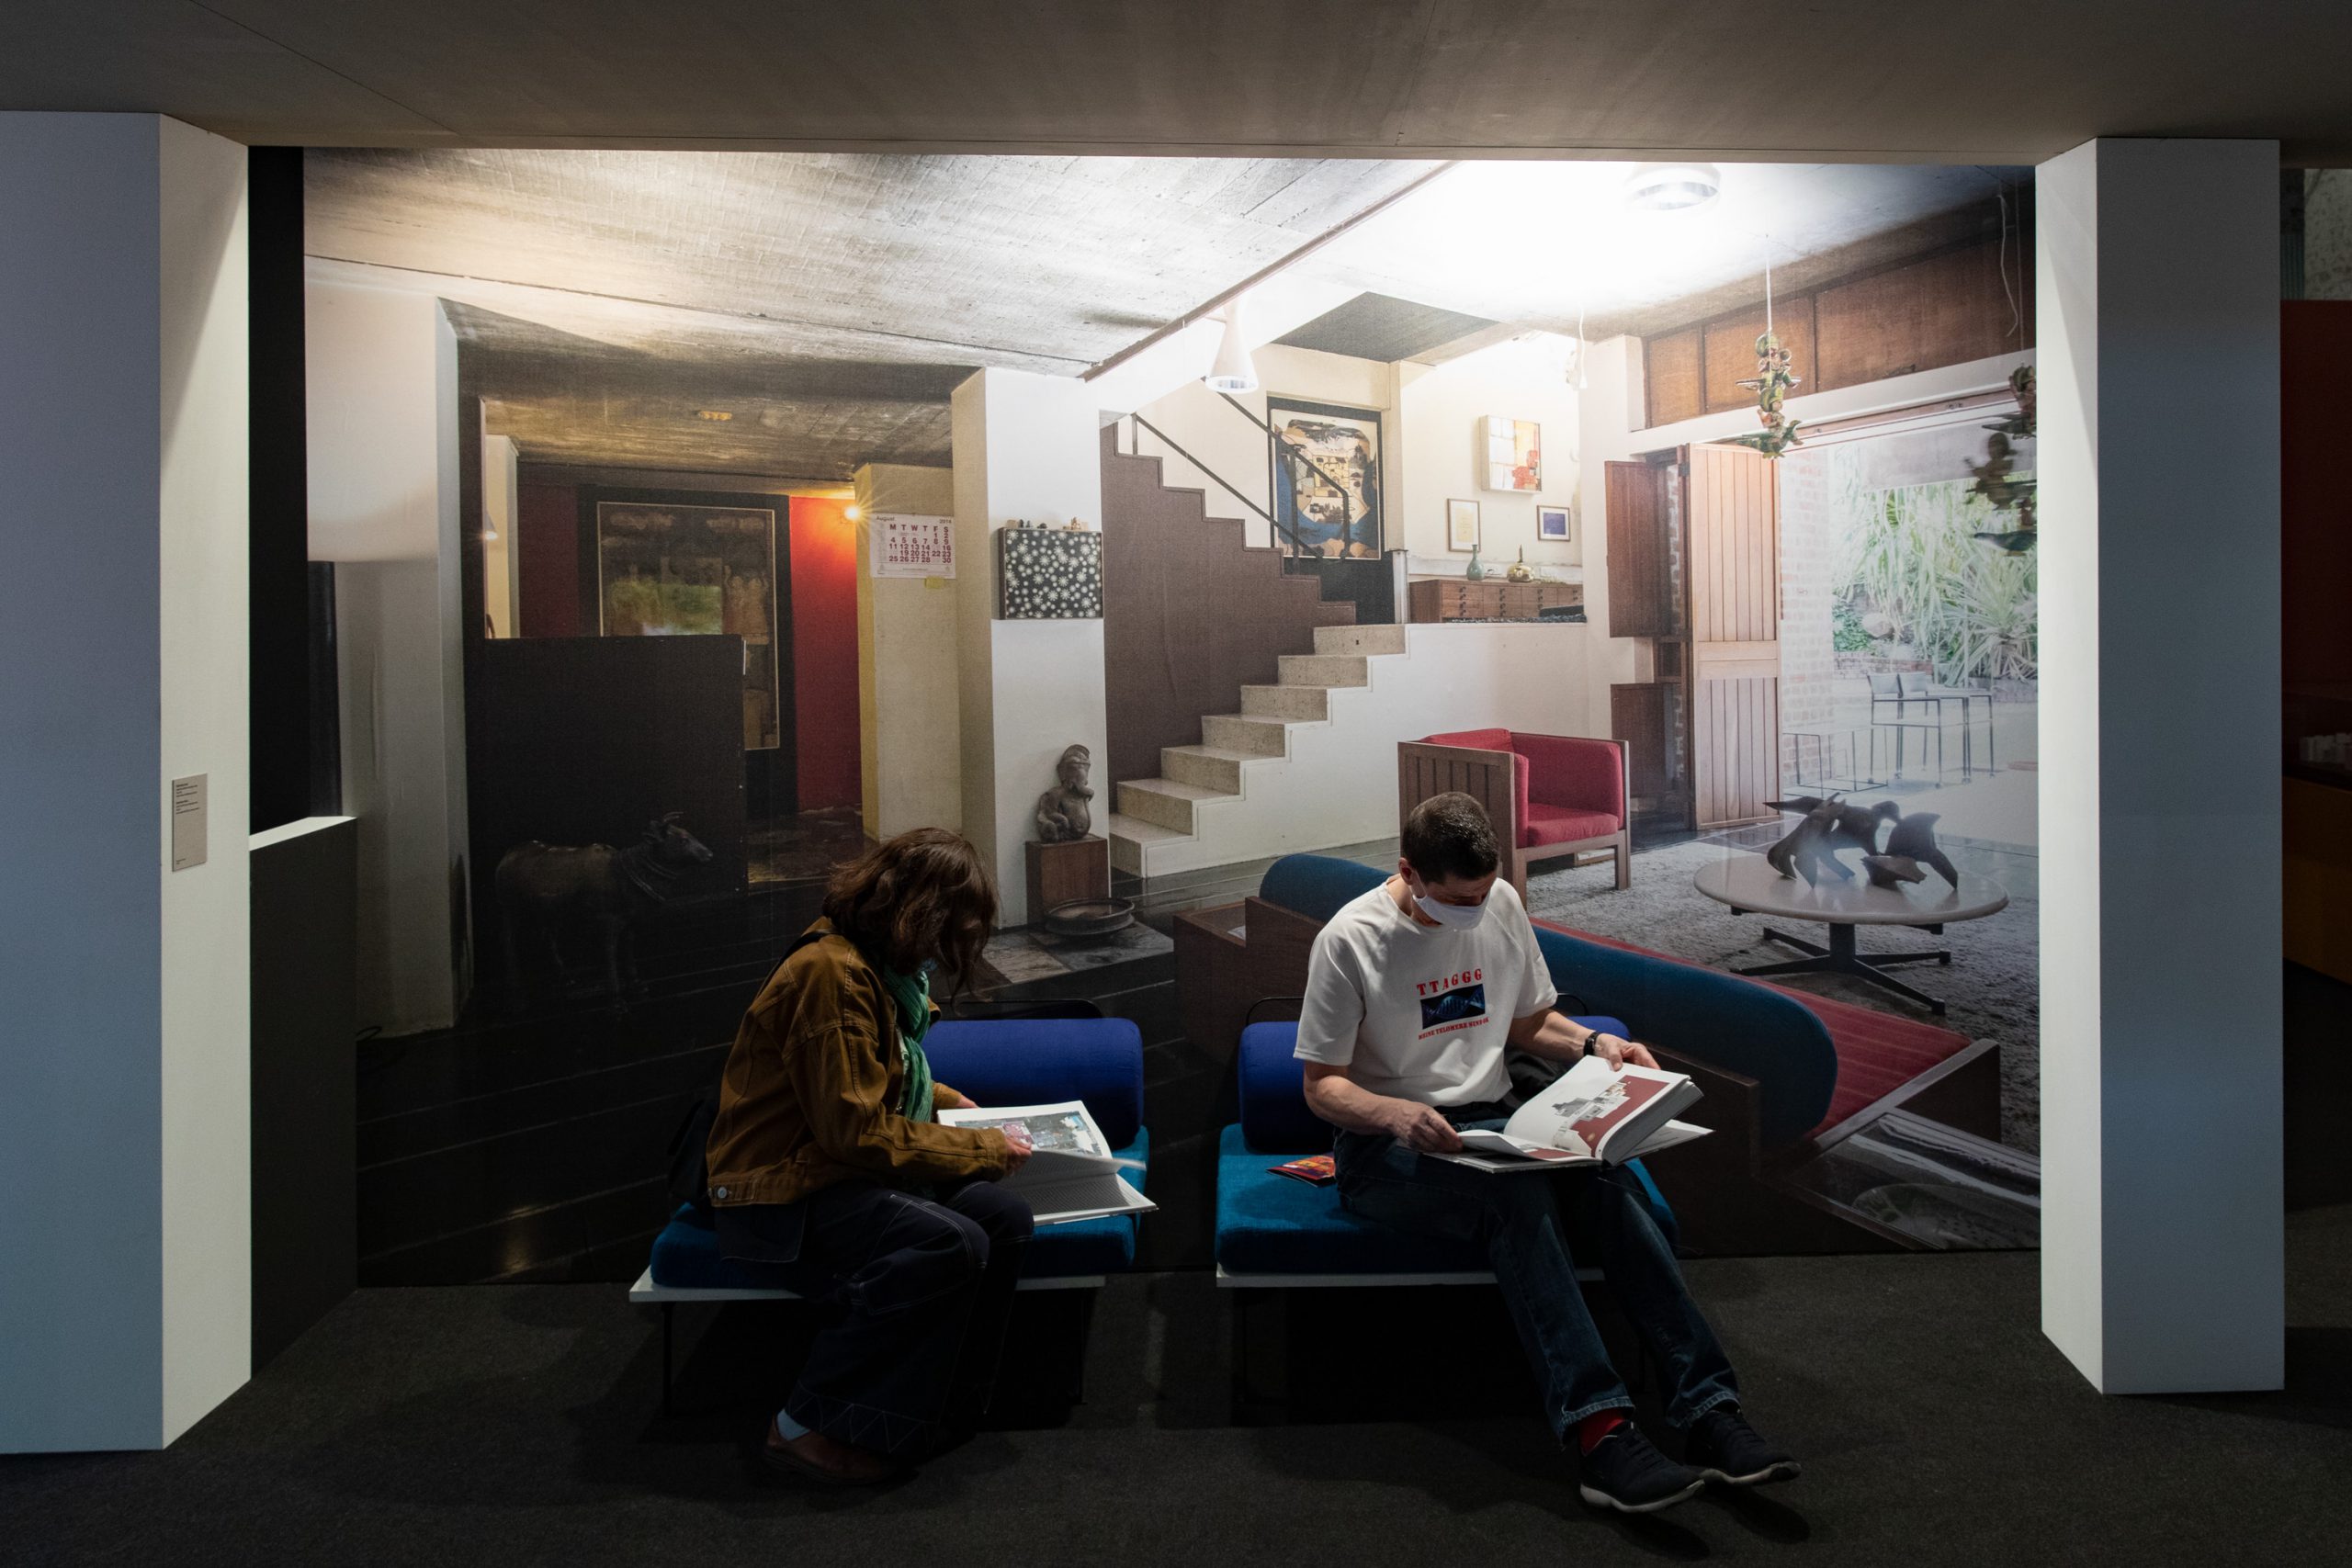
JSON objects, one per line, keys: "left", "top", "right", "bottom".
{"left": 995, "top": 525, "right": 1103, "bottom": 620}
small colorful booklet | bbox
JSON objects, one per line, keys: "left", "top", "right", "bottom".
{"left": 937, "top": 1100, "right": 1157, "bottom": 1224}
{"left": 1268, "top": 1154, "right": 1337, "bottom": 1186}
{"left": 1430, "top": 1056, "right": 1711, "bottom": 1173}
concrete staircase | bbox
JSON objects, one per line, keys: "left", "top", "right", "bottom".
{"left": 1107, "top": 621, "right": 1408, "bottom": 875}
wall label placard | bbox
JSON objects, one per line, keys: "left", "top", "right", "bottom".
{"left": 872, "top": 513, "right": 956, "bottom": 579}
{"left": 171, "top": 774, "right": 208, "bottom": 872}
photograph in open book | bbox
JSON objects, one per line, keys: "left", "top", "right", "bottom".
{"left": 1522, "top": 1066, "right": 1672, "bottom": 1158}
{"left": 940, "top": 1107, "right": 1106, "bottom": 1158}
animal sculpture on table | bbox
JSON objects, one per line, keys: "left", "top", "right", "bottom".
{"left": 1861, "top": 809, "right": 1960, "bottom": 889}
{"left": 495, "top": 812, "right": 714, "bottom": 1006}
{"left": 1033, "top": 743, "right": 1096, "bottom": 843}
{"left": 1762, "top": 795, "right": 1896, "bottom": 886}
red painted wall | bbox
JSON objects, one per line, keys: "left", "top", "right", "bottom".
{"left": 2284, "top": 302, "right": 2352, "bottom": 687}
{"left": 515, "top": 481, "right": 581, "bottom": 637}
{"left": 788, "top": 496, "right": 863, "bottom": 811}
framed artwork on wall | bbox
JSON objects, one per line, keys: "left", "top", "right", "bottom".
{"left": 1483, "top": 414, "right": 1542, "bottom": 491}
{"left": 1267, "top": 396, "right": 1382, "bottom": 558}
{"left": 1537, "top": 503, "right": 1573, "bottom": 542}
{"left": 595, "top": 498, "right": 782, "bottom": 750}
{"left": 996, "top": 525, "right": 1103, "bottom": 619}
{"left": 1446, "top": 498, "right": 1481, "bottom": 553}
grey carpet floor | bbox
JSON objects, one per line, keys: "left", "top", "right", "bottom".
{"left": 5, "top": 1204, "right": 2346, "bottom": 1568}
{"left": 1527, "top": 837, "right": 2043, "bottom": 1151}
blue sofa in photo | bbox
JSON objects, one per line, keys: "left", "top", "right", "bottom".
{"left": 631, "top": 1016, "right": 1148, "bottom": 1411}
{"left": 1210, "top": 853, "right": 1847, "bottom": 1263}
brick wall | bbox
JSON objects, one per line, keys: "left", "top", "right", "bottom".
{"left": 1776, "top": 446, "right": 1836, "bottom": 790}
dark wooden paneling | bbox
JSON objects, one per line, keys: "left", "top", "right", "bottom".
{"left": 1815, "top": 240, "right": 2032, "bottom": 391}
{"left": 1611, "top": 682, "right": 1670, "bottom": 798}
{"left": 1101, "top": 431, "right": 1351, "bottom": 789}
{"left": 1605, "top": 460, "right": 1671, "bottom": 637}
{"left": 465, "top": 637, "right": 749, "bottom": 991}
{"left": 1702, "top": 299, "right": 1817, "bottom": 416}
{"left": 1645, "top": 324, "right": 1703, "bottom": 427}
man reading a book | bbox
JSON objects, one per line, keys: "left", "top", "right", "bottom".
{"left": 1295, "top": 793, "right": 1800, "bottom": 1515}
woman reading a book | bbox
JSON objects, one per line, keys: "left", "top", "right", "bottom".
{"left": 704, "top": 829, "right": 1035, "bottom": 1486}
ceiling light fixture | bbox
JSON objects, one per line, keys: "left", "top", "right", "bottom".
{"left": 1204, "top": 302, "right": 1259, "bottom": 393}
{"left": 842, "top": 502, "right": 865, "bottom": 524}
{"left": 1623, "top": 162, "right": 1722, "bottom": 213}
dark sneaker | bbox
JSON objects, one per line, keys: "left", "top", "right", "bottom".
{"left": 1577, "top": 1426, "right": 1709, "bottom": 1514}
{"left": 1685, "top": 1406, "right": 1801, "bottom": 1486}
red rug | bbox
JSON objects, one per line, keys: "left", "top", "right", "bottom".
{"left": 1533, "top": 918, "right": 1974, "bottom": 1137}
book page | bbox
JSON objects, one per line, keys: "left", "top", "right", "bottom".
{"left": 938, "top": 1100, "right": 1110, "bottom": 1161}
{"left": 1503, "top": 1056, "right": 1675, "bottom": 1159}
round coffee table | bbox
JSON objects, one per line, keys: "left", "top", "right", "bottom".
{"left": 1692, "top": 853, "right": 2010, "bottom": 1016}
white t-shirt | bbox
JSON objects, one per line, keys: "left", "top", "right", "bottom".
{"left": 1292, "top": 878, "right": 1558, "bottom": 1107}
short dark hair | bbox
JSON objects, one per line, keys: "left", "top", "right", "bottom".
{"left": 1401, "top": 793, "right": 1499, "bottom": 884}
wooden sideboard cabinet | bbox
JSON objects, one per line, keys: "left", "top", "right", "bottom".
{"left": 1408, "top": 578, "right": 1583, "bottom": 622}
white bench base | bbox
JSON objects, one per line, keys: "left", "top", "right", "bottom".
{"left": 1214, "top": 1263, "right": 1600, "bottom": 1288}
{"left": 628, "top": 1266, "right": 1105, "bottom": 1305}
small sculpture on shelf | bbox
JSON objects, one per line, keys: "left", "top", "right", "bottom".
{"left": 1506, "top": 547, "right": 1535, "bottom": 583}
{"left": 1033, "top": 743, "right": 1096, "bottom": 842}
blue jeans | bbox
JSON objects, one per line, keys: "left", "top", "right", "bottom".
{"left": 1333, "top": 1103, "right": 1740, "bottom": 1439}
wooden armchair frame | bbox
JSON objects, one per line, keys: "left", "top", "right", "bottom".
{"left": 1397, "top": 736, "right": 1632, "bottom": 899}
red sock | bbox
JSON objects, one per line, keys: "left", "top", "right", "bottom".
{"left": 1575, "top": 1409, "right": 1628, "bottom": 1455}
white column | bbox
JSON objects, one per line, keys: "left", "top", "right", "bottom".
{"left": 949, "top": 370, "right": 1109, "bottom": 925}
{"left": 2036, "top": 138, "right": 2283, "bottom": 1393}
{"left": 305, "top": 276, "right": 469, "bottom": 1035}
{"left": 0, "top": 113, "right": 252, "bottom": 1450}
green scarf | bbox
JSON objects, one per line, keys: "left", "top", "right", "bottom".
{"left": 878, "top": 964, "right": 935, "bottom": 1123}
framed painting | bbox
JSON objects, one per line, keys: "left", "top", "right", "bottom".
{"left": 595, "top": 498, "right": 782, "bottom": 750}
{"left": 1537, "top": 503, "right": 1573, "bottom": 542}
{"left": 1446, "top": 498, "right": 1481, "bottom": 553}
{"left": 1484, "top": 414, "right": 1542, "bottom": 491}
{"left": 1267, "top": 396, "right": 1382, "bottom": 558}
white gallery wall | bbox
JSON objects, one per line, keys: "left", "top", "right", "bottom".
{"left": 2036, "top": 137, "right": 2282, "bottom": 1393}
{"left": 0, "top": 112, "right": 252, "bottom": 1451}
{"left": 306, "top": 274, "right": 470, "bottom": 1036}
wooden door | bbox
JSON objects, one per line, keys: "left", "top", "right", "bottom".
{"left": 1604, "top": 460, "right": 1673, "bottom": 637}
{"left": 1686, "top": 444, "right": 1781, "bottom": 828}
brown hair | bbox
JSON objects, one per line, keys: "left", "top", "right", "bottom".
{"left": 1401, "top": 792, "right": 1500, "bottom": 884}
{"left": 821, "top": 828, "right": 998, "bottom": 987}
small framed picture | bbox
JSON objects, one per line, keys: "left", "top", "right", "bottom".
{"left": 1536, "top": 504, "right": 1572, "bottom": 542}
{"left": 1446, "top": 498, "right": 1481, "bottom": 553}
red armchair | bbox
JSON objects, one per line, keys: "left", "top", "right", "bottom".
{"left": 1396, "top": 728, "right": 1631, "bottom": 897}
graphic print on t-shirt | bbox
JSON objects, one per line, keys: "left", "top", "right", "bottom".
{"left": 1416, "top": 968, "right": 1487, "bottom": 1037}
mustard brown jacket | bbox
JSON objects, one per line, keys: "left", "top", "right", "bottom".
{"left": 705, "top": 919, "right": 1012, "bottom": 1208}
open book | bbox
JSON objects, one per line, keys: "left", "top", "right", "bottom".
{"left": 936, "top": 1100, "right": 1157, "bottom": 1224}
{"left": 1430, "top": 1055, "right": 1711, "bottom": 1174}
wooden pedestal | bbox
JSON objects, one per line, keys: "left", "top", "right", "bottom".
{"left": 1024, "top": 835, "right": 1109, "bottom": 924}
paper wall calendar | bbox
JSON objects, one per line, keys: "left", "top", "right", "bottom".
{"left": 871, "top": 513, "right": 956, "bottom": 579}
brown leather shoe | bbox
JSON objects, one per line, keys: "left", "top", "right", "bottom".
{"left": 760, "top": 1416, "right": 900, "bottom": 1488}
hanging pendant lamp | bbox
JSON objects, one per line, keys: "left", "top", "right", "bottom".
{"left": 1204, "top": 302, "right": 1259, "bottom": 393}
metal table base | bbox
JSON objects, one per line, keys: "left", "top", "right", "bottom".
{"left": 1729, "top": 915, "right": 1955, "bottom": 1015}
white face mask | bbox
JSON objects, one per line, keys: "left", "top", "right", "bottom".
{"left": 1414, "top": 890, "right": 1487, "bottom": 931}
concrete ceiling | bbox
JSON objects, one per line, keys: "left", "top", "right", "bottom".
{"left": 306, "top": 151, "right": 1436, "bottom": 476}
{"left": 309, "top": 150, "right": 2025, "bottom": 475}
{"left": 6, "top": 3, "right": 2352, "bottom": 163}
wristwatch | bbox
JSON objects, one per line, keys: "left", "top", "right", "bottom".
{"left": 1583, "top": 1028, "right": 1608, "bottom": 1056}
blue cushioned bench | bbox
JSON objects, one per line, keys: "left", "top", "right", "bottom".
{"left": 632, "top": 1017, "right": 1148, "bottom": 1411}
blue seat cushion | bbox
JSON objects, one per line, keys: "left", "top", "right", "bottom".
{"left": 650, "top": 1130, "right": 1148, "bottom": 1289}
{"left": 1259, "top": 853, "right": 1385, "bottom": 925}
{"left": 1238, "top": 1017, "right": 1631, "bottom": 1155}
{"left": 922, "top": 1019, "right": 1146, "bottom": 1147}
{"left": 1215, "top": 1123, "right": 1675, "bottom": 1276}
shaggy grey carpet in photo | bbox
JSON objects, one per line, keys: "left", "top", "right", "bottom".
{"left": 1525, "top": 837, "right": 2041, "bottom": 1151}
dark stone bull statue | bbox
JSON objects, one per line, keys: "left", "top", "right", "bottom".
{"left": 494, "top": 812, "right": 713, "bottom": 1005}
